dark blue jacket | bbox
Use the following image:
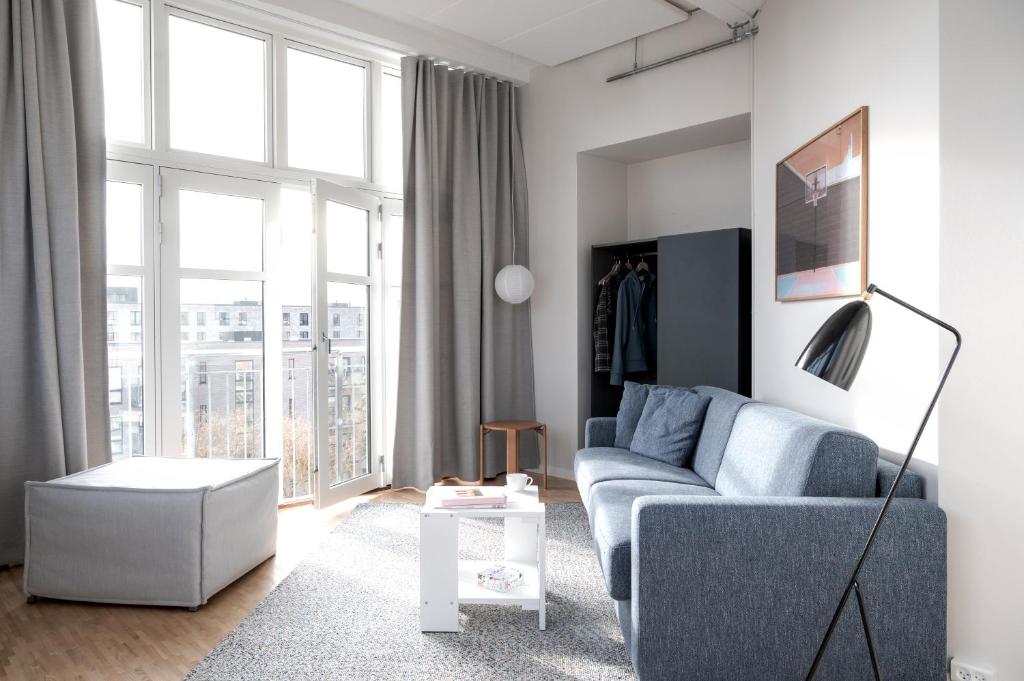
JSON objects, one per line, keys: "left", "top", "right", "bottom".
{"left": 610, "top": 270, "right": 648, "bottom": 385}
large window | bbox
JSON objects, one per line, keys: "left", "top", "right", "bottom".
{"left": 99, "top": 0, "right": 402, "bottom": 503}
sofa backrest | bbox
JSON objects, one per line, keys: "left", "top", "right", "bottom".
{"left": 714, "top": 402, "right": 878, "bottom": 498}
{"left": 691, "top": 385, "right": 753, "bottom": 486}
{"left": 877, "top": 458, "right": 926, "bottom": 499}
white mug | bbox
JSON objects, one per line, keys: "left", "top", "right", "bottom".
{"left": 506, "top": 473, "right": 533, "bottom": 492}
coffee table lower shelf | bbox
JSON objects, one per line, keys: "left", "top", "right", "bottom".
{"left": 457, "top": 560, "right": 541, "bottom": 607}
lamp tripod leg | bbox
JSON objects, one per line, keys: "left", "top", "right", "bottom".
{"left": 854, "top": 581, "right": 882, "bottom": 681}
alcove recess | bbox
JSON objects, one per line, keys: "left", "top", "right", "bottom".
{"left": 576, "top": 113, "right": 752, "bottom": 440}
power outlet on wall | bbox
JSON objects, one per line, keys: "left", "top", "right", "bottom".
{"left": 950, "top": 658, "right": 995, "bottom": 681}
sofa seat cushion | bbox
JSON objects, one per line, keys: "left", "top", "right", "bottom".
{"left": 588, "top": 479, "right": 719, "bottom": 600}
{"left": 575, "top": 448, "right": 711, "bottom": 508}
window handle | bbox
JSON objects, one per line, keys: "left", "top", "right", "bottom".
{"left": 321, "top": 331, "right": 332, "bottom": 354}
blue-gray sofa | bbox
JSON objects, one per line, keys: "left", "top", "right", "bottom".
{"left": 576, "top": 385, "right": 946, "bottom": 681}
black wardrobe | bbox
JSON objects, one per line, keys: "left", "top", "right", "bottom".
{"left": 590, "top": 228, "right": 751, "bottom": 418}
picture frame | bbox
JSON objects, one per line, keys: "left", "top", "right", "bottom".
{"left": 775, "top": 106, "right": 868, "bottom": 302}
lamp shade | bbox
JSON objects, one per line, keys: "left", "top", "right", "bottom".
{"left": 795, "top": 300, "right": 872, "bottom": 390}
{"left": 495, "top": 265, "right": 534, "bottom": 304}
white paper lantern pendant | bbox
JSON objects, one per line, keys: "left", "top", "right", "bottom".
{"left": 495, "top": 264, "right": 534, "bottom": 304}
{"left": 494, "top": 157, "right": 533, "bottom": 304}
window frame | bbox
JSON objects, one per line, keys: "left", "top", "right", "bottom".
{"left": 97, "top": 0, "right": 153, "bottom": 149}
{"left": 158, "top": 5, "right": 274, "bottom": 166}
{"left": 106, "top": 160, "right": 158, "bottom": 459}
{"left": 279, "top": 39, "right": 372, "bottom": 182}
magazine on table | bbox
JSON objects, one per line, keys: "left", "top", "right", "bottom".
{"left": 437, "top": 488, "right": 507, "bottom": 509}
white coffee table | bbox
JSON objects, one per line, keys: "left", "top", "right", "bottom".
{"left": 420, "top": 485, "right": 546, "bottom": 632}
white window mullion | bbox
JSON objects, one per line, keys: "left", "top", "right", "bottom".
{"left": 263, "top": 190, "right": 284, "bottom": 465}
{"left": 152, "top": 0, "right": 170, "bottom": 153}
{"left": 369, "top": 60, "right": 382, "bottom": 185}
{"left": 380, "top": 197, "right": 403, "bottom": 484}
{"left": 272, "top": 31, "right": 288, "bottom": 169}
{"left": 367, "top": 196, "right": 385, "bottom": 484}
{"left": 177, "top": 268, "right": 267, "bottom": 282}
{"left": 151, "top": 164, "right": 164, "bottom": 457}
{"left": 141, "top": 0, "right": 154, "bottom": 149}
{"left": 157, "top": 167, "right": 183, "bottom": 457}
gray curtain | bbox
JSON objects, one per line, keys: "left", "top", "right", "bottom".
{"left": 392, "top": 57, "right": 536, "bottom": 489}
{"left": 0, "top": 0, "right": 109, "bottom": 566}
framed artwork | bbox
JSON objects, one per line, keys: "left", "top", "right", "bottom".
{"left": 775, "top": 107, "right": 868, "bottom": 302}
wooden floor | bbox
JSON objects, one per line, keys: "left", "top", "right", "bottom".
{"left": 0, "top": 474, "right": 581, "bottom": 681}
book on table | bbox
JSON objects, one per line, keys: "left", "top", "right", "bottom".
{"left": 438, "top": 488, "right": 507, "bottom": 509}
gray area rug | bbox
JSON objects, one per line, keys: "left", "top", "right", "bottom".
{"left": 187, "top": 502, "right": 635, "bottom": 680}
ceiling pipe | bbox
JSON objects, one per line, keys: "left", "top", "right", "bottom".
{"left": 660, "top": 0, "right": 702, "bottom": 17}
{"left": 607, "top": 22, "right": 757, "bottom": 82}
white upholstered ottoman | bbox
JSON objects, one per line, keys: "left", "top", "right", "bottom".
{"left": 24, "top": 456, "right": 279, "bottom": 609}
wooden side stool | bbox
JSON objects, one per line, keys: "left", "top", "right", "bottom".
{"left": 479, "top": 420, "right": 548, "bottom": 489}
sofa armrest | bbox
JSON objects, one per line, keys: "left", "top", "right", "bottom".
{"left": 585, "top": 417, "right": 617, "bottom": 448}
{"left": 629, "top": 495, "right": 946, "bottom": 681}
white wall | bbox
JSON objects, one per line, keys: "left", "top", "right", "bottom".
{"left": 627, "top": 140, "right": 751, "bottom": 240}
{"left": 522, "top": 12, "right": 752, "bottom": 476}
{"left": 751, "top": 0, "right": 943, "bottom": 475}
{"left": 939, "top": 0, "right": 1024, "bottom": 676}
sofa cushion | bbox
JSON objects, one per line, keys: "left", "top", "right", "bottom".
{"left": 715, "top": 403, "right": 878, "bottom": 498}
{"left": 629, "top": 387, "right": 711, "bottom": 467}
{"left": 876, "top": 458, "right": 926, "bottom": 499}
{"left": 614, "top": 381, "right": 650, "bottom": 448}
{"left": 574, "top": 448, "right": 711, "bottom": 508}
{"left": 588, "top": 479, "right": 718, "bottom": 600}
{"left": 691, "top": 385, "right": 754, "bottom": 486}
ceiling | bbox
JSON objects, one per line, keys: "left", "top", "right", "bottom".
{"left": 332, "top": 0, "right": 698, "bottom": 66}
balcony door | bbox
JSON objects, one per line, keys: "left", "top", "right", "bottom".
{"left": 313, "top": 180, "right": 384, "bottom": 508}
{"left": 159, "top": 169, "right": 280, "bottom": 463}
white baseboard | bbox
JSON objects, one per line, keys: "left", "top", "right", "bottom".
{"left": 519, "top": 463, "right": 574, "bottom": 482}
{"left": 545, "top": 464, "right": 575, "bottom": 482}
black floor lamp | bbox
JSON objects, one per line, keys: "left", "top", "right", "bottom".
{"left": 795, "top": 283, "right": 962, "bottom": 681}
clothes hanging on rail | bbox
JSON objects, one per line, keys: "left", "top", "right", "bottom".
{"left": 594, "top": 266, "right": 624, "bottom": 374}
{"left": 610, "top": 270, "right": 648, "bottom": 386}
{"left": 593, "top": 281, "right": 614, "bottom": 373}
{"left": 638, "top": 270, "right": 657, "bottom": 369}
